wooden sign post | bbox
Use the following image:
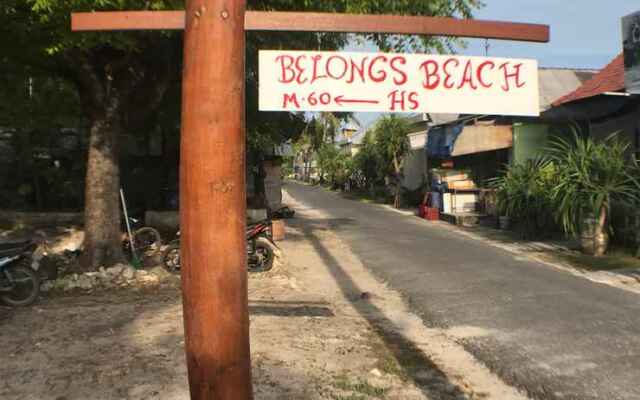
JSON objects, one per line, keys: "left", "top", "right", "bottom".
{"left": 71, "top": 2, "right": 549, "bottom": 399}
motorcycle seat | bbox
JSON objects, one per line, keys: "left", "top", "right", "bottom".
{"left": 0, "top": 240, "right": 33, "bottom": 257}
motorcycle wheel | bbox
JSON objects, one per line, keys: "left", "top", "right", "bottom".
{"left": 132, "top": 227, "right": 163, "bottom": 259}
{"left": 0, "top": 264, "right": 40, "bottom": 307}
{"left": 249, "top": 238, "right": 275, "bottom": 273}
{"left": 162, "top": 242, "right": 181, "bottom": 272}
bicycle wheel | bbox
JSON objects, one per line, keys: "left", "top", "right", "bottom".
{"left": 162, "top": 242, "right": 181, "bottom": 272}
{"left": 248, "top": 238, "right": 275, "bottom": 273}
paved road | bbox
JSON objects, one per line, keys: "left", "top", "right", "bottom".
{"left": 285, "top": 182, "right": 640, "bottom": 400}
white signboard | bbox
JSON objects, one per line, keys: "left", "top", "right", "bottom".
{"left": 623, "top": 11, "right": 640, "bottom": 94}
{"left": 259, "top": 50, "right": 540, "bottom": 116}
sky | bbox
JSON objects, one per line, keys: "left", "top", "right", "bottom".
{"left": 465, "top": 0, "right": 639, "bottom": 69}
{"left": 350, "top": 0, "right": 640, "bottom": 129}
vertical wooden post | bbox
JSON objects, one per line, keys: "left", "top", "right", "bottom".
{"left": 180, "top": 0, "right": 252, "bottom": 399}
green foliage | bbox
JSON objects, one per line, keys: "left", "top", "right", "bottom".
{"left": 371, "top": 115, "right": 410, "bottom": 176}
{"left": 280, "top": 155, "right": 294, "bottom": 178}
{"left": 3, "top": 0, "right": 484, "bottom": 152}
{"left": 547, "top": 131, "right": 640, "bottom": 236}
{"left": 316, "top": 143, "right": 352, "bottom": 188}
{"left": 2, "top": 0, "right": 483, "bottom": 212}
{"left": 312, "top": 113, "right": 341, "bottom": 151}
{"left": 293, "top": 112, "right": 345, "bottom": 184}
{"left": 0, "top": 127, "right": 86, "bottom": 210}
{"left": 303, "top": 114, "right": 413, "bottom": 206}
{"left": 371, "top": 115, "right": 410, "bottom": 207}
{"left": 301, "top": 115, "right": 411, "bottom": 201}
{"left": 316, "top": 143, "right": 339, "bottom": 179}
{"left": 492, "top": 129, "right": 640, "bottom": 241}
{"left": 26, "top": 0, "right": 181, "bottom": 53}
{"left": 0, "top": 72, "right": 80, "bottom": 130}
{"left": 490, "top": 157, "right": 557, "bottom": 238}
{"left": 353, "top": 131, "right": 385, "bottom": 189}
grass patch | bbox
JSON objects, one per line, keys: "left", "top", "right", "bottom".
{"left": 366, "top": 334, "right": 405, "bottom": 379}
{"left": 554, "top": 248, "right": 640, "bottom": 272}
{"left": 332, "top": 395, "right": 367, "bottom": 400}
{"left": 366, "top": 332, "right": 430, "bottom": 383}
{"left": 332, "top": 374, "right": 387, "bottom": 399}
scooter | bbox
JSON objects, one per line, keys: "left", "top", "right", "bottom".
{"left": 0, "top": 240, "right": 40, "bottom": 306}
{"left": 163, "top": 219, "right": 278, "bottom": 273}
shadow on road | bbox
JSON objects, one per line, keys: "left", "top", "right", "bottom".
{"left": 282, "top": 218, "right": 356, "bottom": 243}
{"left": 249, "top": 300, "right": 334, "bottom": 317}
{"left": 296, "top": 217, "right": 469, "bottom": 399}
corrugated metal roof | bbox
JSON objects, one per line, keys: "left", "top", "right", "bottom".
{"left": 553, "top": 54, "right": 624, "bottom": 106}
{"left": 538, "top": 68, "right": 597, "bottom": 110}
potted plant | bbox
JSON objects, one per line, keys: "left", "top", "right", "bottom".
{"left": 548, "top": 132, "right": 640, "bottom": 256}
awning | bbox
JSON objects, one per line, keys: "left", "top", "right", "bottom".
{"left": 426, "top": 123, "right": 464, "bottom": 158}
{"left": 426, "top": 123, "right": 512, "bottom": 158}
{"left": 451, "top": 125, "right": 513, "bottom": 156}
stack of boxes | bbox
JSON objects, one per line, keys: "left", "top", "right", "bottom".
{"left": 431, "top": 170, "right": 479, "bottom": 214}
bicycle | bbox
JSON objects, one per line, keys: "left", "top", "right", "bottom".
{"left": 122, "top": 217, "right": 163, "bottom": 262}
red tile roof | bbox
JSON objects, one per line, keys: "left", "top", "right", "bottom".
{"left": 552, "top": 54, "right": 625, "bottom": 106}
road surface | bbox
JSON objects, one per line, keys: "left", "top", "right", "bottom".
{"left": 285, "top": 182, "right": 640, "bottom": 400}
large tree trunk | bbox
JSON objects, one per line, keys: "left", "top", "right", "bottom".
{"left": 593, "top": 204, "right": 609, "bottom": 257}
{"left": 81, "top": 109, "right": 125, "bottom": 269}
{"left": 392, "top": 156, "right": 404, "bottom": 209}
{"left": 249, "top": 161, "right": 268, "bottom": 209}
{"left": 63, "top": 41, "right": 176, "bottom": 271}
{"left": 393, "top": 181, "right": 401, "bottom": 209}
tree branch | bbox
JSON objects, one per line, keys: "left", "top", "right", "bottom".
{"left": 64, "top": 49, "right": 106, "bottom": 119}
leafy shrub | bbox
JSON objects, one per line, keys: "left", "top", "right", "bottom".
{"left": 489, "top": 157, "right": 557, "bottom": 238}
{"left": 547, "top": 132, "right": 640, "bottom": 239}
{"left": 352, "top": 132, "right": 385, "bottom": 191}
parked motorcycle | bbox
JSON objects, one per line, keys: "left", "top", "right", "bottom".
{"left": 163, "top": 219, "right": 277, "bottom": 273}
{"left": 0, "top": 240, "right": 40, "bottom": 307}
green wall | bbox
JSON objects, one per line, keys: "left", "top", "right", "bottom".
{"left": 512, "top": 123, "right": 552, "bottom": 164}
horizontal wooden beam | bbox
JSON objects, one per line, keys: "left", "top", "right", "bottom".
{"left": 72, "top": 11, "right": 184, "bottom": 31}
{"left": 71, "top": 11, "right": 550, "bottom": 43}
{"left": 248, "top": 11, "right": 550, "bottom": 43}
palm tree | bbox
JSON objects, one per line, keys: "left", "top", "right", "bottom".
{"left": 548, "top": 132, "right": 640, "bottom": 256}
{"left": 310, "top": 113, "right": 340, "bottom": 183}
{"left": 372, "top": 115, "right": 410, "bottom": 208}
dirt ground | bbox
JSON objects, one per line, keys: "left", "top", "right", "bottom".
{"left": 0, "top": 192, "right": 527, "bottom": 400}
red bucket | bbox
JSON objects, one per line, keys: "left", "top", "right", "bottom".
{"left": 424, "top": 207, "right": 440, "bottom": 221}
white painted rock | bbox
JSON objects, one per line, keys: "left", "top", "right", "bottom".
{"left": 149, "top": 266, "right": 171, "bottom": 280}
{"left": 121, "top": 266, "right": 136, "bottom": 281}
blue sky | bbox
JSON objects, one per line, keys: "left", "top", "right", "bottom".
{"left": 350, "top": 1, "right": 639, "bottom": 128}
{"left": 464, "top": 0, "right": 639, "bottom": 69}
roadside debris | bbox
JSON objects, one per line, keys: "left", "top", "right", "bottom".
{"left": 40, "top": 264, "right": 181, "bottom": 293}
